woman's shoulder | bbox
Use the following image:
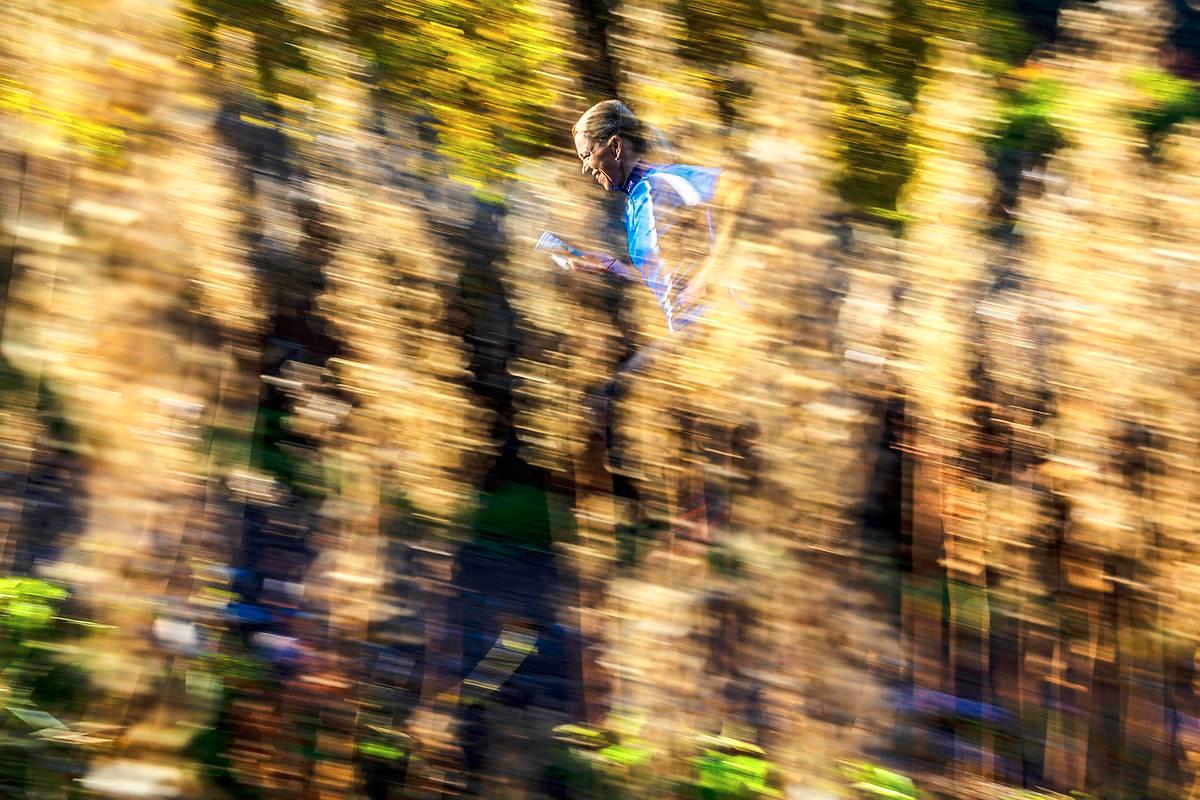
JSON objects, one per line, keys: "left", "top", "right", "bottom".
{"left": 639, "top": 164, "right": 720, "bottom": 207}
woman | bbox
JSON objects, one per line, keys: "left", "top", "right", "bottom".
{"left": 565, "top": 100, "right": 735, "bottom": 543}
{"left": 566, "top": 99, "right": 723, "bottom": 336}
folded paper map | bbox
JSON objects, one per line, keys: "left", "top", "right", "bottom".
{"left": 535, "top": 231, "right": 581, "bottom": 270}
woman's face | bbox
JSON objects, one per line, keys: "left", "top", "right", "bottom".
{"left": 574, "top": 130, "right": 623, "bottom": 192}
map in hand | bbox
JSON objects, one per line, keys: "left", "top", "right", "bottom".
{"left": 535, "top": 231, "right": 581, "bottom": 270}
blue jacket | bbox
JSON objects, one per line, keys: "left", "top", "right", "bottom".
{"left": 617, "top": 163, "right": 721, "bottom": 333}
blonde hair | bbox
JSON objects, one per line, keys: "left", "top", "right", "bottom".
{"left": 572, "top": 99, "right": 649, "bottom": 155}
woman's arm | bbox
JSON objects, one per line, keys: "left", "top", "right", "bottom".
{"left": 567, "top": 251, "right": 640, "bottom": 280}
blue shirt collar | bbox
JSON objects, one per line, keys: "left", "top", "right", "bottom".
{"left": 620, "top": 161, "right": 649, "bottom": 196}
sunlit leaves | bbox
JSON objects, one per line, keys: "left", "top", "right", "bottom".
{"left": 187, "top": 0, "right": 314, "bottom": 100}
{"left": 985, "top": 73, "right": 1067, "bottom": 166}
{"left": 0, "top": 579, "right": 68, "bottom": 636}
{"left": 341, "top": 0, "right": 564, "bottom": 189}
{"left": 0, "top": 78, "right": 126, "bottom": 164}
{"left": 1128, "top": 66, "right": 1200, "bottom": 152}
{"left": 823, "top": 0, "right": 924, "bottom": 225}
{"left": 830, "top": 73, "right": 915, "bottom": 225}
{"left": 671, "top": 0, "right": 772, "bottom": 121}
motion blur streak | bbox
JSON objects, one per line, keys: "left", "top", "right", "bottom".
{"left": 0, "top": 0, "right": 1197, "bottom": 798}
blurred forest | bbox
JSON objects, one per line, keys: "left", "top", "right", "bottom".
{"left": 2, "top": 0, "right": 1200, "bottom": 798}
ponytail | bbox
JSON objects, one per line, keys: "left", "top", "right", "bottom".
{"left": 642, "top": 122, "right": 675, "bottom": 162}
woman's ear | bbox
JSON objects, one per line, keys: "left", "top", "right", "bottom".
{"left": 610, "top": 135, "right": 623, "bottom": 163}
